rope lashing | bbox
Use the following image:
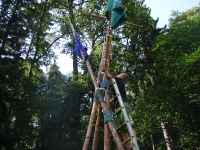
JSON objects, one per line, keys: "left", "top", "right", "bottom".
{"left": 102, "top": 109, "right": 114, "bottom": 124}
{"left": 107, "top": 34, "right": 112, "bottom": 38}
{"left": 94, "top": 88, "right": 105, "bottom": 103}
{"left": 101, "top": 82, "right": 111, "bottom": 89}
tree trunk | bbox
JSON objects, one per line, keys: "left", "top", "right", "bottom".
{"left": 150, "top": 135, "right": 155, "bottom": 150}
{"left": 68, "top": 0, "right": 78, "bottom": 80}
{"left": 161, "top": 122, "right": 172, "bottom": 150}
{"left": 73, "top": 51, "right": 78, "bottom": 80}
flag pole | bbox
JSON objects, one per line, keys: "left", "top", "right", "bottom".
{"left": 68, "top": 18, "right": 98, "bottom": 87}
{"left": 82, "top": 12, "right": 143, "bottom": 28}
{"left": 67, "top": 18, "right": 100, "bottom": 150}
{"left": 100, "top": 19, "right": 125, "bottom": 150}
{"left": 103, "top": 21, "right": 112, "bottom": 150}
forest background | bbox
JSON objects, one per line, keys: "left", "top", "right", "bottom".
{"left": 0, "top": 0, "right": 200, "bottom": 150}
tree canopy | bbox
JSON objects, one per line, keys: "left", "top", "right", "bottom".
{"left": 0, "top": 0, "right": 199, "bottom": 149}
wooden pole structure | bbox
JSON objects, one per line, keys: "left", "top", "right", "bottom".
{"left": 102, "top": 21, "right": 112, "bottom": 150}
{"left": 92, "top": 52, "right": 105, "bottom": 150}
{"left": 81, "top": 50, "right": 124, "bottom": 150}
{"left": 92, "top": 106, "right": 102, "bottom": 150}
{"left": 83, "top": 20, "right": 124, "bottom": 150}
{"left": 82, "top": 12, "right": 143, "bottom": 28}
{"left": 67, "top": 17, "right": 100, "bottom": 150}
{"left": 80, "top": 51, "right": 100, "bottom": 150}
{"left": 69, "top": 12, "right": 143, "bottom": 149}
{"left": 80, "top": 49, "right": 124, "bottom": 149}
{"left": 82, "top": 102, "right": 98, "bottom": 150}
{"left": 80, "top": 13, "right": 143, "bottom": 150}
{"left": 67, "top": 17, "right": 99, "bottom": 89}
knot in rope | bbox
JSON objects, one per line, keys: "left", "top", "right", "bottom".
{"left": 94, "top": 88, "right": 105, "bottom": 103}
{"left": 102, "top": 109, "right": 114, "bottom": 124}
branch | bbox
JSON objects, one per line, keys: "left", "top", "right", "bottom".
{"left": 82, "top": 12, "right": 143, "bottom": 28}
{"left": 74, "top": 0, "right": 90, "bottom": 7}
{"left": 46, "top": 32, "right": 67, "bottom": 51}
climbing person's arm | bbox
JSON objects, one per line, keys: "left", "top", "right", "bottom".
{"left": 106, "top": 73, "right": 114, "bottom": 79}
{"left": 100, "top": 71, "right": 114, "bottom": 79}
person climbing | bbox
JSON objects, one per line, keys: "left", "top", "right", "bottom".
{"left": 103, "top": 72, "right": 137, "bottom": 150}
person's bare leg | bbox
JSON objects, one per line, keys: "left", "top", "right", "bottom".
{"left": 120, "top": 132, "right": 132, "bottom": 150}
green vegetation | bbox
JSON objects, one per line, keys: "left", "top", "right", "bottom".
{"left": 0, "top": 0, "right": 199, "bottom": 149}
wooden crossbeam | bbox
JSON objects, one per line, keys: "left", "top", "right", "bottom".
{"left": 82, "top": 12, "right": 143, "bottom": 28}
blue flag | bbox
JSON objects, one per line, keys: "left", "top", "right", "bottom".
{"left": 73, "top": 27, "right": 89, "bottom": 60}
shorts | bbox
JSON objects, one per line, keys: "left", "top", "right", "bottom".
{"left": 114, "top": 102, "right": 134, "bottom": 132}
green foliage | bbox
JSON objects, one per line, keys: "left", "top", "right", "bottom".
{"left": 35, "top": 63, "right": 92, "bottom": 150}
{"left": 0, "top": 0, "right": 55, "bottom": 149}
{"left": 1, "top": 0, "right": 200, "bottom": 149}
{"left": 149, "top": 6, "right": 200, "bottom": 149}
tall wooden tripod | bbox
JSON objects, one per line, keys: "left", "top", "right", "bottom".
{"left": 79, "top": 13, "right": 142, "bottom": 150}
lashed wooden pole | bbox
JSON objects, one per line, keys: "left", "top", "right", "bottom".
{"left": 102, "top": 21, "right": 112, "bottom": 150}
{"left": 81, "top": 49, "right": 124, "bottom": 150}
{"left": 100, "top": 21, "right": 124, "bottom": 150}
{"left": 80, "top": 51, "right": 100, "bottom": 150}
{"left": 92, "top": 52, "right": 105, "bottom": 150}
{"left": 68, "top": 16, "right": 125, "bottom": 150}
{"left": 67, "top": 18, "right": 100, "bottom": 150}
{"left": 81, "top": 21, "right": 124, "bottom": 150}
{"left": 92, "top": 106, "right": 102, "bottom": 150}
{"left": 82, "top": 12, "right": 143, "bottom": 28}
